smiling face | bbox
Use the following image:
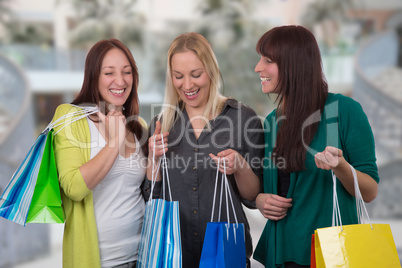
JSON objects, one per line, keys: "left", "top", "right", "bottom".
{"left": 98, "top": 48, "right": 133, "bottom": 111}
{"left": 171, "top": 51, "right": 211, "bottom": 114}
{"left": 254, "top": 55, "right": 279, "bottom": 94}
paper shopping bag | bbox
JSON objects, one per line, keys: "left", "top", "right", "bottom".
{"left": 137, "top": 142, "right": 182, "bottom": 268}
{"left": 138, "top": 198, "right": 167, "bottom": 267}
{"left": 138, "top": 198, "right": 181, "bottom": 268}
{"left": 199, "top": 158, "right": 246, "bottom": 268}
{"left": 162, "top": 199, "right": 181, "bottom": 267}
{"left": 310, "top": 234, "right": 316, "bottom": 268}
{"left": 0, "top": 105, "right": 98, "bottom": 226}
{"left": 26, "top": 129, "right": 64, "bottom": 223}
{"left": 314, "top": 223, "right": 401, "bottom": 268}
{"left": 199, "top": 222, "right": 246, "bottom": 268}
{"left": 0, "top": 131, "right": 48, "bottom": 225}
{"left": 312, "top": 165, "right": 401, "bottom": 268}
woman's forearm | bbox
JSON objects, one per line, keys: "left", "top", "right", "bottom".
{"left": 234, "top": 161, "right": 261, "bottom": 201}
{"left": 79, "top": 139, "right": 119, "bottom": 190}
{"left": 146, "top": 156, "right": 162, "bottom": 182}
{"left": 333, "top": 158, "right": 378, "bottom": 203}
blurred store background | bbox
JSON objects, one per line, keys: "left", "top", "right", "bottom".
{"left": 0, "top": 0, "right": 401, "bottom": 267}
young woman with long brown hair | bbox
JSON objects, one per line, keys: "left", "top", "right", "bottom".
{"left": 253, "top": 25, "right": 379, "bottom": 268}
{"left": 53, "top": 39, "right": 147, "bottom": 268}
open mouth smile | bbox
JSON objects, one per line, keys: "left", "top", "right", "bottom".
{"left": 109, "top": 88, "right": 125, "bottom": 95}
{"left": 183, "top": 89, "right": 200, "bottom": 96}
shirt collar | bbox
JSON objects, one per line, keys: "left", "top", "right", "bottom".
{"left": 223, "top": 98, "right": 241, "bottom": 110}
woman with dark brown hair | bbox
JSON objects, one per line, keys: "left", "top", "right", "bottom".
{"left": 253, "top": 25, "right": 379, "bottom": 267}
{"left": 52, "top": 39, "right": 147, "bottom": 268}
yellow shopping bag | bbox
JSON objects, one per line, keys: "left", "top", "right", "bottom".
{"left": 314, "top": 223, "right": 400, "bottom": 268}
{"left": 312, "top": 164, "right": 401, "bottom": 268}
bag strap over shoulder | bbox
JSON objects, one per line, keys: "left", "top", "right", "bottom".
{"left": 47, "top": 105, "right": 99, "bottom": 136}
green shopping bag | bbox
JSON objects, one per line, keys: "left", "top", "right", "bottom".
{"left": 26, "top": 129, "right": 64, "bottom": 223}
{"left": 0, "top": 105, "right": 98, "bottom": 225}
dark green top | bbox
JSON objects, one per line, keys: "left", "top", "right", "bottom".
{"left": 253, "top": 93, "right": 379, "bottom": 267}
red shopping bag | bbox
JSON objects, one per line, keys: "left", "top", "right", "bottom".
{"left": 310, "top": 234, "right": 316, "bottom": 268}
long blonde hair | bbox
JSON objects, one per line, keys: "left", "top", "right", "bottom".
{"left": 159, "top": 32, "right": 226, "bottom": 133}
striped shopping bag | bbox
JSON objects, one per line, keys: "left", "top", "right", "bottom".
{"left": 137, "top": 134, "right": 182, "bottom": 268}
{"left": 0, "top": 105, "right": 98, "bottom": 226}
{"left": 0, "top": 131, "right": 48, "bottom": 225}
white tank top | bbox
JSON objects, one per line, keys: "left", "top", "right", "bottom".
{"left": 87, "top": 118, "right": 146, "bottom": 268}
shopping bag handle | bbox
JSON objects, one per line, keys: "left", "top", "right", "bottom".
{"left": 149, "top": 133, "right": 172, "bottom": 201}
{"left": 47, "top": 105, "right": 99, "bottom": 135}
{"left": 161, "top": 134, "right": 173, "bottom": 201}
{"left": 332, "top": 164, "right": 372, "bottom": 230}
{"left": 351, "top": 166, "right": 371, "bottom": 227}
{"left": 210, "top": 158, "right": 238, "bottom": 225}
{"left": 149, "top": 134, "right": 161, "bottom": 201}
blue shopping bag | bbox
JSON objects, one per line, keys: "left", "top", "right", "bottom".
{"left": 200, "top": 222, "right": 246, "bottom": 268}
{"left": 0, "top": 105, "right": 98, "bottom": 226}
{"left": 140, "top": 198, "right": 181, "bottom": 268}
{"left": 0, "top": 132, "right": 48, "bottom": 225}
{"left": 199, "top": 158, "right": 246, "bottom": 268}
{"left": 138, "top": 135, "right": 182, "bottom": 268}
{"left": 163, "top": 198, "right": 181, "bottom": 268}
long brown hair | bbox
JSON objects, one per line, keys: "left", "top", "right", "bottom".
{"left": 72, "top": 39, "right": 147, "bottom": 155}
{"left": 256, "top": 25, "right": 328, "bottom": 172}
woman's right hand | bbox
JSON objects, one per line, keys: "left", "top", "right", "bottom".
{"left": 256, "top": 193, "right": 293, "bottom": 221}
{"left": 97, "top": 109, "right": 126, "bottom": 149}
{"left": 80, "top": 109, "right": 127, "bottom": 190}
{"left": 148, "top": 121, "right": 169, "bottom": 160}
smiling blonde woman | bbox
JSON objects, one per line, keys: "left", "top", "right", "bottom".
{"left": 142, "top": 32, "right": 265, "bottom": 267}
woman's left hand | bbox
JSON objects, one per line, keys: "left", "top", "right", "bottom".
{"left": 211, "top": 149, "right": 260, "bottom": 201}
{"left": 314, "top": 146, "right": 344, "bottom": 170}
{"left": 315, "top": 146, "right": 378, "bottom": 202}
{"left": 209, "top": 149, "right": 245, "bottom": 175}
